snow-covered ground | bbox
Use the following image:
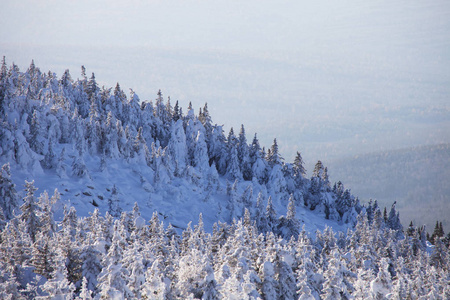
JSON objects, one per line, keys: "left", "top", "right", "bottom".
{"left": 7, "top": 142, "right": 350, "bottom": 235}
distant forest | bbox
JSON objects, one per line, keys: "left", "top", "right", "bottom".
{"left": 329, "top": 144, "right": 450, "bottom": 234}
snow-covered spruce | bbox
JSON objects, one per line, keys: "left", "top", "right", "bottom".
{"left": 0, "top": 202, "right": 448, "bottom": 299}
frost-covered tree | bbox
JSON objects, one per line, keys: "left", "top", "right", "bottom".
{"left": 267, "top": 138, "right": 283, "bottom": 167}
{"left": 226, "top": 180, "right": 239, "bottom": 222}
{"left": 37, "top": 190, "right": 57, "bottom": 237}
{"left": 209, "top": 125, "right": 227, "bottom": 175}
{"left": 226, "top": 142, "right": 242, "bottom": 181}
{"left": 261, "top": 261, "right": 278, "bottom": 299}
{"left": 142, "top": 259, "right": 167, "bottom": 299}
{"left": 0, "top": 270, "right": 23, "bottom": 300}
{"left": 321, "top": 249, "right": 352, "bottom": 300}
{"left": 20, "top": 180, "right": 41, "bottom": 243}
{"left": 296, "top": 247, "right": 317, "bottom": 300}
{"left": 277, "top": 195, "right": 300, "bottom": 239}
{"left": 31, "top": 232, "right": 54, "bottom": 279}
{"left": 293, "top": 151, "right": 307, "bottom": 180}
{"left": 237, "top": 124, "right": 252, "bottom": 180}
{"left": 29, "top": 109, "right": 44, "bottom": 155}
{"left": 41, "top": 255, "right": 75, "bottom": 300}
{"left": 250, "top": 135, "right": 268, "bottom": 185}
{"left": 14, "top": 127, "right": 43, "bottom": 174}
{"left": 43, "top": 137, "right": 56, "bottom": 169}
{"left": 97, "top": 221, "right": 131, "bottom": 299}
{"left": 76, "top": 277, "right": 93, "bottom": 300}
{"left": 72, "top": 149, "right": 90, "bottom": 180}
{"left": 193, "top": 131, "right": 210, "bottom": 173}
{"left": 370, "top": 258, "right": 392, "bottom": 299}
{"left": 265, "top": 196, "right": 277, "bottom": 233}
{"left": 0, "top": 163, "right": 18, "bottom": 220}
{"left": 123, "top": 243, "right": 146, "bottom": 299}
{"left": 80, "top": 239, "right": 102, "bottom": 294}
{"left": 430, "top": 236, "right": 448, "bottom": 270}
{"left": 108, "top": 185, "right": 122, "bottom": 218}
{"left": 86, "top": 72, "right": 98, "bottom": 101}
{"left": 387, "top": 202, "right": 403, "bottom": 238}
{"left": 167, "top": 119, "right": 187, "bottom": 176}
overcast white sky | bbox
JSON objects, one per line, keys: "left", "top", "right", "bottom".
{"left": 1, "top": 0, "right": 450, "bottom": 168}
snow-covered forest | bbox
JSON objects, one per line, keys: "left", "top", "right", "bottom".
{"left": 0, "top": 59, "right": 449, "bottom": 299}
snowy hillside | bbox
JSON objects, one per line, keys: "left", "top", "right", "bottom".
{"left": 0, "top": 60, "right": 448, "bottom": 299}
{"left": 0, "top": 59, "right": 366, "bottom": 233}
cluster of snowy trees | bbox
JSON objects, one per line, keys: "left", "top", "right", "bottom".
{"left": 0, "top": 180, "right": 449, "bottom": 299}
{"left": 1, "top": 57, "right": 367, "bottom": 226}
{"left": 0, "top": 59, "right": 449, "bottom": 298}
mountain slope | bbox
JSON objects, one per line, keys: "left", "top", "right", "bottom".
{"left": 0, "top": 59, "right": 364, "bottom": 235}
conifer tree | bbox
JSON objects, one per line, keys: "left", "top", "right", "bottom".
{"left": 430, "top": 236, "right": 448, "bottom": 270}
{"left": 142, "top": 259, "right": 167, "bottom": 299}
{"left": 86, "top": 72, "right": 98, "bottom": 101}
{"left": 237, "top": 124, "right": 252, "bottom": 180}
{"left": 41, "top": 255, "right": 75, "bottom": 300}
{"left": 0, "top": 57, "right": 7, "bottom": 105}
{"left": 226, "top": 181, "right": 239, "bottom": 222}
{"left": 37, "top": 190, "right": 57, "bottom": 237}
{"left": 267, "top": 138, "right": 283, "bottom": 166}
{"left": 250, "top": 134, "right": 268, "bottom": 184}
{"left": 43, "top": 137, "right": 56, "bottom": 169}
{"left": 193, "top": 131, "right": 210, "bottom": 172}
{"left": 0, "top": 270, "right": 23, "bottom": 300}
{"left": 123, "top": 243, "right": 146, "bottom": 299}
{"left": 312, "top": 160, "right": 324, "bottom": 179}
{"left": 370, "top": 258, "right": 392, "bottom": 299}
{"left": 168, "top": 119, "right": 187, "bottom": 176}
{"left": 76, "top": 277, "right": 93, "bottom": 300}
{"left": 209, "top": 125, "right": 228, "bottom": 175}
{"left": 0, "top": 163, "right": 18, "bottom": 220}
{"left": 80, "top": 239, "right": 102, "bottom": 294}
{"left": 265, "top": 196, "right": 277, "bottom": 232}
{"left": 226, "top": 146, "right": 242, "bottom": 181}
{"left": 430, "top": 221, "right": 445, "bottom": 243}
{"left": 29, "top": 109, "right": 44, "bottom": 155}
{"left": 31, "top": 232, "right": 54, "bottom": 279}
{"left": 293, "top": 151, "right": 306, "bottom": 181}
{"left": 321, "top": 249, "right": 352, "bottom": 300}
{"left": 261, "top": 261, "right": 278, "bottom": 299}
{"left": 97, "top": 221, "right": 131, "bottom": 299}
{"left": 108, "top": 185, "right": 122, "bottom": 218}
{"left": 173, "top": 100, "right": 181, "bottom": 122}
{"left": 387, "top": 202, "right": 403, "bottom": 238}
{"left": 20, "top": 180, "right": 41, "bottom": 243}
{"left": 276, "top": 195, "right": 301, "bottom": 239}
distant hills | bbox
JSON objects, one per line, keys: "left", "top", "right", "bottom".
{"left": 328, "top": 143, "right": 450, "bottom": 233}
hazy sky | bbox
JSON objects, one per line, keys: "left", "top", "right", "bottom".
{"left": 1, "top": 0, "right": 450, "bottom": 169}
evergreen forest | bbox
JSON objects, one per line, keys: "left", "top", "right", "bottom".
{"left": 0, "top": 58, "right": 449, "bottom": 299}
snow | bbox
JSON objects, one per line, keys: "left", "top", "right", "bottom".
{"left": 4, "top": 139, "right": 351, "bottom": 238}
{"left": 1, "top": 57, "right": 448, "bottom": 300}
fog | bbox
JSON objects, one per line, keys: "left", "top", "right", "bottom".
{"left": 2, "top": 0, "right": 449, "bottom": 171}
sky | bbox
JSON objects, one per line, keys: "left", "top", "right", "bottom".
{"left": 1, "top": 0, "right": 450, "bottom": 171}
